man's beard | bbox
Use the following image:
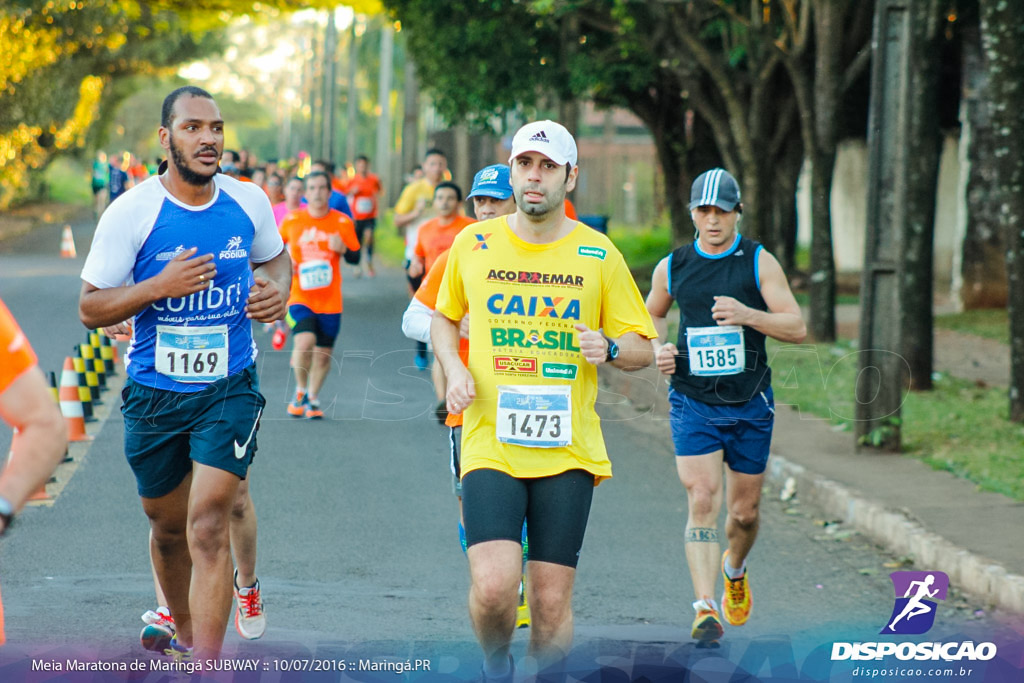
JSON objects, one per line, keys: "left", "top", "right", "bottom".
{"left": 169, "top": 134, "right": 216, "bottom": 187}
{"left": 515, "top": 185, "right": 564, "bottom": 221}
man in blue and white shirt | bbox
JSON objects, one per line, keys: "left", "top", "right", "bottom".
{"left": 79, "top": 86, "right": 291, "bottom": 660}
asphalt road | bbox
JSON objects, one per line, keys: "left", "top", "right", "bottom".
{"left": 0, "top": 213, "right": 1017, "bottom": 681}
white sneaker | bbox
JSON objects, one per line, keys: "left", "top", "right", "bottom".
{"left": 140, "top": 606, "right": 175, "bottom": 651}
{"left": 233, "top": 570, "right": 266, "bottom": 639}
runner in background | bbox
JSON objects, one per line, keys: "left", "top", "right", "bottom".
{"left": 407, "top": 181, "right": 475, "bottom": 422}
{"left": 91, "top": 151, "right": 109, "bottom": 220}
{"left": 108, "top": 152, "right": 130, "bottom": 204}
{"left": 280, "top": 171, "right": 361, "bottom": 420}
{"left": 345, "top": 155, "right": 382, "bottom": 277}
{"left": 394, "top": 148, "right": 449, "bottom": 371}
{"left": 0, "top": 298, "right": 68, "bottom": 647}
{"left": 309, "top": 160, "right": 354, "bottom": 220}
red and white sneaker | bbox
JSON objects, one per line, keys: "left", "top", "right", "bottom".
{"left": 140, "top": 606, "right": 175, "bottom": 651}
{"left": 234, "top": 570, "right": 266, "bottom": 640}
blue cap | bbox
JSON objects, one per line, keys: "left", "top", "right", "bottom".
{"left": 468, "top": 164, "right": 513, "bottom": 200}
{"left": 689, "top": 168, "right": 741, "bottom": 211}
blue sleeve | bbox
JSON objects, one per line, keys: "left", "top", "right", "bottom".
{"left": 330, "top": 191, "right": 354, "bottom": 219}
{"left": 666, "top": 252, "right": 673, "bottom": 295}
{"left": 754, "top": 245, "right": 763, "bottom": 289}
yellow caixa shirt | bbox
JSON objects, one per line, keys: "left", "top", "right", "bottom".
{"left": 436, "top": 217, "right": 657, "bottom": 483}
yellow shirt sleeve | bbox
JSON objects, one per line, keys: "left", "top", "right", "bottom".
{"left": 435, "top": 238, "right": 468, "bottom": 322}
{"left": 394, "top": 181, "right": 425, "bottom": 215}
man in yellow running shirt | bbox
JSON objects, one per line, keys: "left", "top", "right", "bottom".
{"left": 432, "top": 121, "right": 656, "bottom": 679}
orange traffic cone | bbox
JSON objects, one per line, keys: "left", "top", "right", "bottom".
{"left": 60, "top": 225, "right": 77, "bottom": 259}
{"left": 59, "top": 356, "right": 92, "bottom": 442}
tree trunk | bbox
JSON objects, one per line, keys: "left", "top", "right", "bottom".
{"left": 644, "top": 108, "right": 691, "bottom": 245}
{"left": 771, "top": 126, "right": 804, "bottom": 272}
{"left": 900, "top": 0, "right": 943, "bottom": 391}
{"left": 980, "top": 0, "right": 1024, "bottom": 422}
{"left": 401, "top": 47, "right": 421, "bottom": 188}
{"left": 808, "top": 149, "right": 837, "bottom": 341}
{"left": 806, "top": 1, "right": 844, "bottom": 343}
{"left": 957, "top": 11, "right": 1008, "bottom": 309}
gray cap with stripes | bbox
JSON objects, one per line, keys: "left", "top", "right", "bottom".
{"left": 689, "top": 168, "right": 741, "bottom": 212}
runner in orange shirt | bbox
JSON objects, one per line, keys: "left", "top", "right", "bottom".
{"left": 408, "top": 181, "right": 475, "bottom": 279}
{"left": 0, "top": 297, "right": 68, "bottom": 645}
{"left": 564, "top": 197, "right": 577, "bottom": 220}
{"left": 346, "top": 155, "right": 382, "bottom": 277}
{"left": 280, "top": 171, "right": 361, "bottom": 419}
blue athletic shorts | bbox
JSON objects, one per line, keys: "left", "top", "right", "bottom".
{"left": 288, "top": 304, "right": 342, "bottom": 348}
{"left": 121, "top": 364, "right": 266, "bottom": 498}
{"left": 668, "top": 386, "right": 775, "bottom": 474}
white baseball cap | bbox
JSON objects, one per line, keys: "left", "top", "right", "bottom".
{"left": 508, "top": 120, "right": 578, "bottom": 168}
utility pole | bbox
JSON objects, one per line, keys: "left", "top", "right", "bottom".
{"left": 345, "top": 17, "right": 359, "bottom": 165}
{"left": 375, "top": 21, "right": 394, "bottom": 194}
{"left": 857, "top": 0, "right": 915, "bottom": 451}
{"left": 322, "top": 9, "right": 338, "bottom": 163}
{"left": 309, "top": 26, "right": 322, "bottom": 160}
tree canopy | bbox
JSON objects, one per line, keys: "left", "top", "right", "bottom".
{"left": 0, "top": 0, "right": 381, "bottom": 208}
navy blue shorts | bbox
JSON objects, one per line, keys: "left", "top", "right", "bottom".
{"left": 668, "top": 386, "right": 775, "bottom": 475}
{"left": 288, "top": 304, "right": 341, "bottom": 348}
{"left": 121, "top": 364, "right": 266, "bottom": 498}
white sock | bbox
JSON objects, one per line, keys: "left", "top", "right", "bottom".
{"left": 725, "top": 558, "right": 746, "bottom": 580}
{"left": 693, "top": 597, "right": 718, "bottom": 612}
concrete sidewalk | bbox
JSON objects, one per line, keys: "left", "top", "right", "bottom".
{"left": 601, "top": 364, "right": 1024, "bottom": 616}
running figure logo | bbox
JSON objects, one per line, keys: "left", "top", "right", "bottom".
{"left": 881, "top": 571, "right": 948, "bottom": 635}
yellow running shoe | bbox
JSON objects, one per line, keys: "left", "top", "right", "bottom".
{"left": 721, "top": 550, "right": 752, "bottom": 626}
{"left": 691, "top": 600, "right": 724, "bottom": 642}
{"left": 515, "top": 576, "right": 530, "bottom": 629}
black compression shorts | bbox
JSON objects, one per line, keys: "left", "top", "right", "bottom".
{"left": 461, "top": 468, "right": 594, "bottom": 568}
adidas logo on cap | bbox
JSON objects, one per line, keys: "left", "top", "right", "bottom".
{"left": 509, "top": 120, "right": 578, "bottom": 167}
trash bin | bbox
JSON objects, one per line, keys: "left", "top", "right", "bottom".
{"left": 578, "top": 214, "right": 610, "bottom": 234}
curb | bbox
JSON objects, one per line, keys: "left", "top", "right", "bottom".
{"left": 600, "top": 363, "right": 1024, "bottom": 616}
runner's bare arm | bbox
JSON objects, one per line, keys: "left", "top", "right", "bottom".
{"left": 247, "top": 249, "right": 292, "bottom": 322}
{"left": 79, "top": 247, "right": 216, "bottom": 329}
{"left": 711, "top": 250, "right": 806, "bottom": 344}
{"left": 393, "top": 197, "right": 427, "bottom": 230}
{"left": 0, "top": 367, "right": 67, "bottom": 523}
{"left": 645, "top": 257, "right": 679, "bottom": 375}
{"left": 431, "top": 312, "right": 475, "bottom": 414}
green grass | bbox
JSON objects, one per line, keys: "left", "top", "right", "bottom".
{"left": 934, "top": 309, "right": 1008, "bottom": 344}
{"left": 606, "top": 222, "right": 673, "bottom": 294}
{"left": 606, "top": 222, "right": 673, "bottom": 268}
{"left": 45, "top": 157, "right": 92, "bottom": 206}
{"left": 768, "top": 338, "right": 1024, "bottom": 501}
{"left": 371, "top": 213, "right": 408, "bottom": 267}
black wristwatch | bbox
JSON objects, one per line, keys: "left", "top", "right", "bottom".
{"left": 604, "top": 336, "right": 619, "bottom": 363}
{"left": 0, "top": 495, "right": 14, "bottom": 536}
